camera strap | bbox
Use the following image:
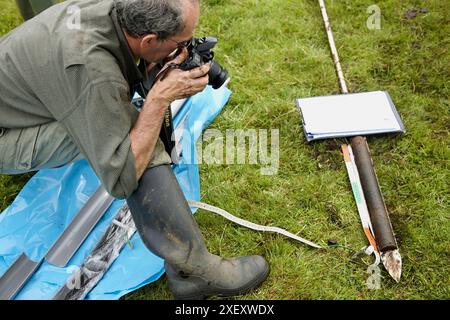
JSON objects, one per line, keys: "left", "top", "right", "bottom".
{"left": 160, "top": 107, "right": 175, "bottom": 161}
{"left": 154, "top": 63, "right": 181, "bottom": 82}
{"left": 152, "top": 63, "right": 185, "bottom": 159}
{"left": 134, "top": 62, "right": 178, "bottom": 161}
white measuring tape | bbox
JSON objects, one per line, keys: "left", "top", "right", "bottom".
{"left": 187, "top": 200, "right": 322, "bottom": 249}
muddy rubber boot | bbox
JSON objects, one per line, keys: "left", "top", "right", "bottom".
{"left": 127, "top": 165, "right": 269, "bottom": 299}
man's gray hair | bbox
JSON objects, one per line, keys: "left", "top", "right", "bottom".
{"left": 114, "top": 0, "right": 196, "bottom": 39}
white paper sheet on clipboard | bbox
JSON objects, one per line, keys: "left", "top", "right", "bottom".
{"left": 295, "top": 91, "right": 405, "bottom": 141}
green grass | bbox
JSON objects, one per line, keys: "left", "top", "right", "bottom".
{"left": 0, "top": 0, "right": 448, "bottom": 299}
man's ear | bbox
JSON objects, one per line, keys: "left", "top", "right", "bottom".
{"left": 141, "top": 34, "right": 158, "bottom": 50}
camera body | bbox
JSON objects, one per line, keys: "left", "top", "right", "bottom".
{"left": 178, "top": 37, "right": 229, "bottom": 89}
{"left": 134, "top": 37, "right": 229, "bottom": 158}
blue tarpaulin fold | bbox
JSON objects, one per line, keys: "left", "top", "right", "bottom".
{"left": 0, "top": 85, "right": 231, "bottom": 299}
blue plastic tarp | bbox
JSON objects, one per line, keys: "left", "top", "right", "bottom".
{"left": 0, "top": 85, "right": 231, "bottom": 299}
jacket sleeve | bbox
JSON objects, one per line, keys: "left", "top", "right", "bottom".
{"left": 59, "top": 75, "right": 140, "bottom": 199}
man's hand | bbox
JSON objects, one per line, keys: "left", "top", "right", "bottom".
{"left": 146, "top": 48, "right": 211, "bottom": 107}
{"left": 130, "top": 49, "right": 210, "bottom": 181}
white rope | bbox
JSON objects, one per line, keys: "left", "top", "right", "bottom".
{"left": 187, "top": 200, "right": 322, "bottom": 249}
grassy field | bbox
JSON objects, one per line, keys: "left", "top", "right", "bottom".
{"left": 0, "top": 0, "right": 448, "bottom": 299}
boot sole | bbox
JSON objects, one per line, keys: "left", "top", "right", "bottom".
{"left": 175, "top": 264, "right": 270, "bottom": 300}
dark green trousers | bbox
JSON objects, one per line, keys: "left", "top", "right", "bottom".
{"left": 16, "top": 0, "right": 57, "bottom": 20}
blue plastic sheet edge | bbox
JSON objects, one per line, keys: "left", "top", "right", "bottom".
{"left": 0, "top": 85, "right": 231, "bottom": 300}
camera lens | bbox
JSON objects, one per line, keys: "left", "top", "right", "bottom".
{"left": 208, "top": 61, "right": 229, "bottom": 89}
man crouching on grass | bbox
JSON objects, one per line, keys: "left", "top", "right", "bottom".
{"left": 0, "top": 0, "right": 269, "bottom": 299}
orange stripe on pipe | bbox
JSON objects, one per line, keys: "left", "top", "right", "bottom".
{"left": 341, "top": 144, "right": 351, "bottom": 162}
{"left": 364, "top": 227, "right": 378, "bottom": 252}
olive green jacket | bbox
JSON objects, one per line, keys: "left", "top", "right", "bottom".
{"left": 0, "top": 0, "right": 155, "bottom": 198}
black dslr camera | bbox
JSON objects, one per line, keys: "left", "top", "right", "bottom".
{"left": 178, "top": 36, "right": 229, "bottom": 89}
{"left": 134, "top": 37, "right": 229, "bottom": 158}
